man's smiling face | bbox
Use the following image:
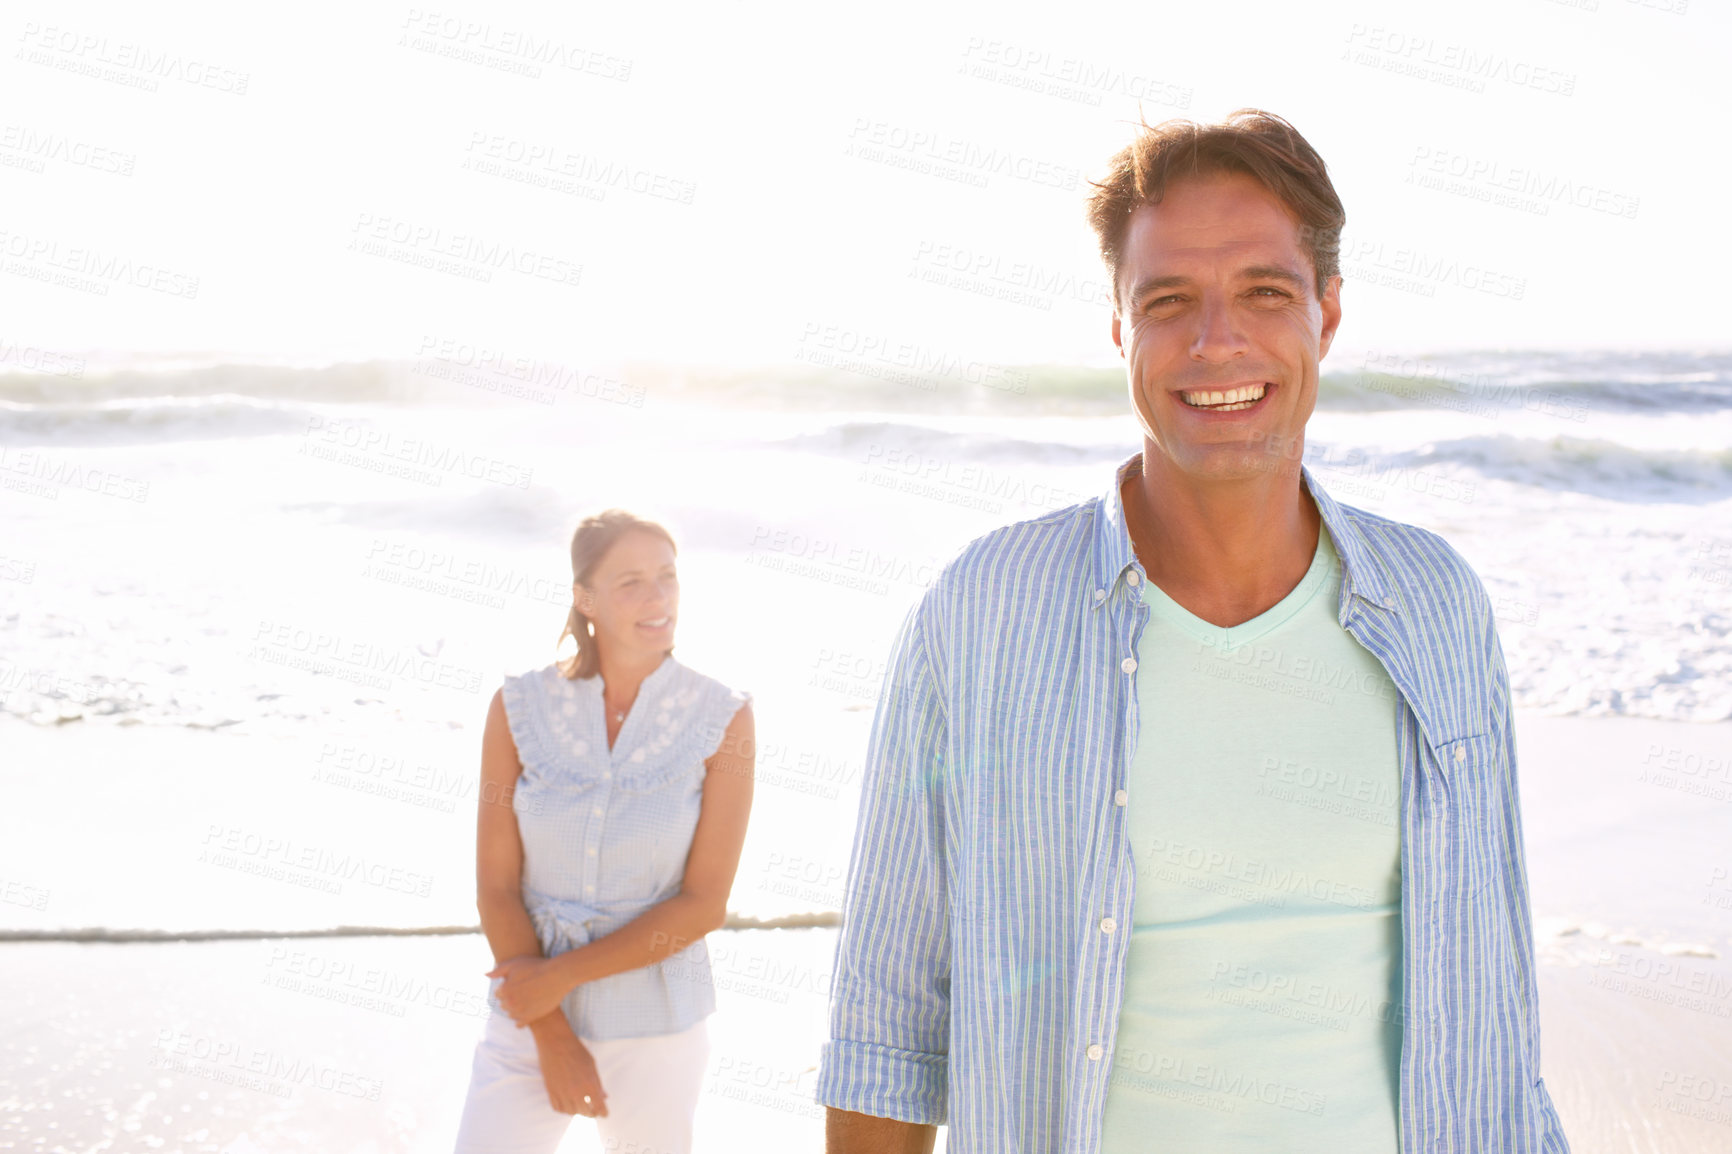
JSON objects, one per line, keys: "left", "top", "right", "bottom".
{"left": 1110, "top": 169, "right": 1342, "bottom": 485}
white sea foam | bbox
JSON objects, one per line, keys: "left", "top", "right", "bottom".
{"left": 0, "top": 351, "right": 1727, "bottom": 749}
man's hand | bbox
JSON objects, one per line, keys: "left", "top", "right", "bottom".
{"left": 531, "top": 1017, "right": 608, "bottom": 1117}
{"left": 488, "top": 955, "right": 569, "bottom": 1025}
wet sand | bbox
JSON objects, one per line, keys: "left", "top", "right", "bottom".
{"left": 1, "top": 712, "right": 1728, "bottom": 1151}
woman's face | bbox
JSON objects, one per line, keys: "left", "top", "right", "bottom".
{"left": 575, "top": 529, "right": 678, "bottom": 665}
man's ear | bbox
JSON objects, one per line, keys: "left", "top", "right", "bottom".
{"left": 1317, "top": 275, "right": 1343, "bottom": 362}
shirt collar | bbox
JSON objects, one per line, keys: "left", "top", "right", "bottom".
{"left": 1089, "top": 451, "right": 1397, "bottom": 612}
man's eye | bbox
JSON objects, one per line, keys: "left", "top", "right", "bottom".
{"left": 1251, "top": 287, "right": 1288, "bottom": 297}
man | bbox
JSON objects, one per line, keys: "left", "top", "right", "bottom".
{"left": 813, "top": 109, "right": 1571, "bottom": 1153}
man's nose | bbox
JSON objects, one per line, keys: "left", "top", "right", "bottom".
{"left": 1189, "top": 294, "right": 1250, "bottom": 362}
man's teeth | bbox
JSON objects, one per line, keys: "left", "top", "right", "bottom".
{"left": 1181, "top": 383, "right": 1267, "bottom": 410}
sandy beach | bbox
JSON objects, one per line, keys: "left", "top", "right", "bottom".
{"left": 2, "top": 710, "right": 1729, "bottom": 1152}
{"left": 0, "top": 930, "right": 842, "bottom": 1154}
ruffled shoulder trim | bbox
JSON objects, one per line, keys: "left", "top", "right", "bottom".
{"left": 691, "top": 672, "right": 752, "bottom": 764}
{"left": 500, "top": 664, "right": 573, "bottom": 782}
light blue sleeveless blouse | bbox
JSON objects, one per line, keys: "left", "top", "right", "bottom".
{"left": 495, "top": 654, "right": 751, "bottom": 1040}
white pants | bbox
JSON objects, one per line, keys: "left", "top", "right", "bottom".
{"left": 452, "top": 1010, "right": 710, "bottom": 1154}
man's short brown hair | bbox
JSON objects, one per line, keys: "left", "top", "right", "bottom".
{"left": 1084, "top": 108, "right": 1346, "bottom": 313}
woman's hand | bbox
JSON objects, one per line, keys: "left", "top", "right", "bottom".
{"left": 530, "top": 1018, "right": 608, "bottom": 1117}
{"left": 487, "top": 955, "right": 570, "bottom": 1026}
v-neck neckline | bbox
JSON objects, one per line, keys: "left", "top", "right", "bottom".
{"left": 1140, "top": 524, "right": 1337, "bottom": 652}
{"left": 595, "top": 655, "right": 676, "bottom": 758}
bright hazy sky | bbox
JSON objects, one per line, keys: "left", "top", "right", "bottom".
{"left": 3, "top": 0, "right": 1725, "bottom": 372}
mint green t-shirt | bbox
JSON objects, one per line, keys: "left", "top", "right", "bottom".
{"left": 1099, "top": 523, "right": 1404, "bottom": 1152}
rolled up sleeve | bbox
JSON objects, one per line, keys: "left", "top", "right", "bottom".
{"left": 813, "top": 596, "right": 952, "bottom": 1125}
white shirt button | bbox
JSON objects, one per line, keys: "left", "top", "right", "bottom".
{"left": 587, "top": 847, "right": 597, "bottom": 856}
{"left": 1114, "top": 789, "right": 1128, "bottom": 807}
{"left": 1126, "top": 571, "right": 1141, "bottom": 587}
{"left": 1094, "top": 588, "right": 1106, "bottom": 602}
{"left": 1086, "top": 1043, "right": 1104, "bottom": 1061}
{"left": 585, "top": 884, "right": 595, "bottom": 893}
{"left": 592, "top": 806, "right": 603, "bottom": 816}
{"left": 1455, "top": 746, "right": 1466, "bottom": 762}
{"left": 1120, "top": 657, "right": 1137, "bottom": 674}
{"left": 1100, "top": 917, "right": 1117, "bottom": 934}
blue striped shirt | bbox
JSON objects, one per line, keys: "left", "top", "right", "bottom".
{"left": 813, "top": 452, "right": 1571, "bottom": 1154}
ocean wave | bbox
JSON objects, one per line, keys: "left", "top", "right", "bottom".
{"left": 283, "top": 482, "right": 575, "bottom": 540}
{"left": 763, "top": 418, "right": 1131, "bottom": 466}
{"left": 767, "top": 420, "right": 1732, "bottom": 503}
{"left": 0, "top": 394, "right": 323, "bottom": 445}
{"left": 1, "top": 352, "right": 1727, "bottom": 436}
{"left": 1374, "top": 434, "right": 1732, "bottom": 501}
{"left": 0, "top": 359, "right": 429, "bottom": 406}
{"left": 1319, "top": 350, "right": 1732, "bottom": 413}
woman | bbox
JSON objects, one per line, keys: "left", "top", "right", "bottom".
{"left": 452, "top": 509, "right": 755, "bottom": 1154}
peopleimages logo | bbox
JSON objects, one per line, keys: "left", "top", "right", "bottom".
{"left": 1407, "top": 146, "right": 1640, "bottom": 220}
{"left": 0, "top": 124, "right": 136, "bottom": 176}
{"left": 0, "top": 446, "right": 149, "bottom": 501}
{"left": 300, "top": 415, "right": 534, "bottom": 489}
{"left": 860, "top": 444, "right": 1086, "bottom": 514}
{"left": 15, "top": 22, "right": 251, "bottom": 95}
{"left": 744, "top": 526, "right": 943, "bottom": 595}
{"left": 845, "top": 118, "right": 1082, "bottom": 191}
{"left": 398, "top": 9, "right": 633, "bottom": 82}
{"left": 151, "top": 1028, "right": 383, "bottom": 1100}
{"left": 249, "top": 618, "right": 488, "bottom": 695}
{"left": 1337, "top": 238, "right": 1526, "bottom": 300}
{"left": 956, "top": 38, "right": 1194, "bottom": 110}
{"left": 347, "top": 212, "right": 583, "bottom": 289}
{"left": 462, "top": 132, "right": 694, "bottom": 204}
{"left": 414, "top": 336, "right": 645, "bottom": 408}
{"left": 0, "top": 227, "right": 199, "bottom": 299}
{"left": 199, "top": 824, "right": 436, "bottom": 898}
{"left": 361, "top": 537, "right": 570, "bottom": 607}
